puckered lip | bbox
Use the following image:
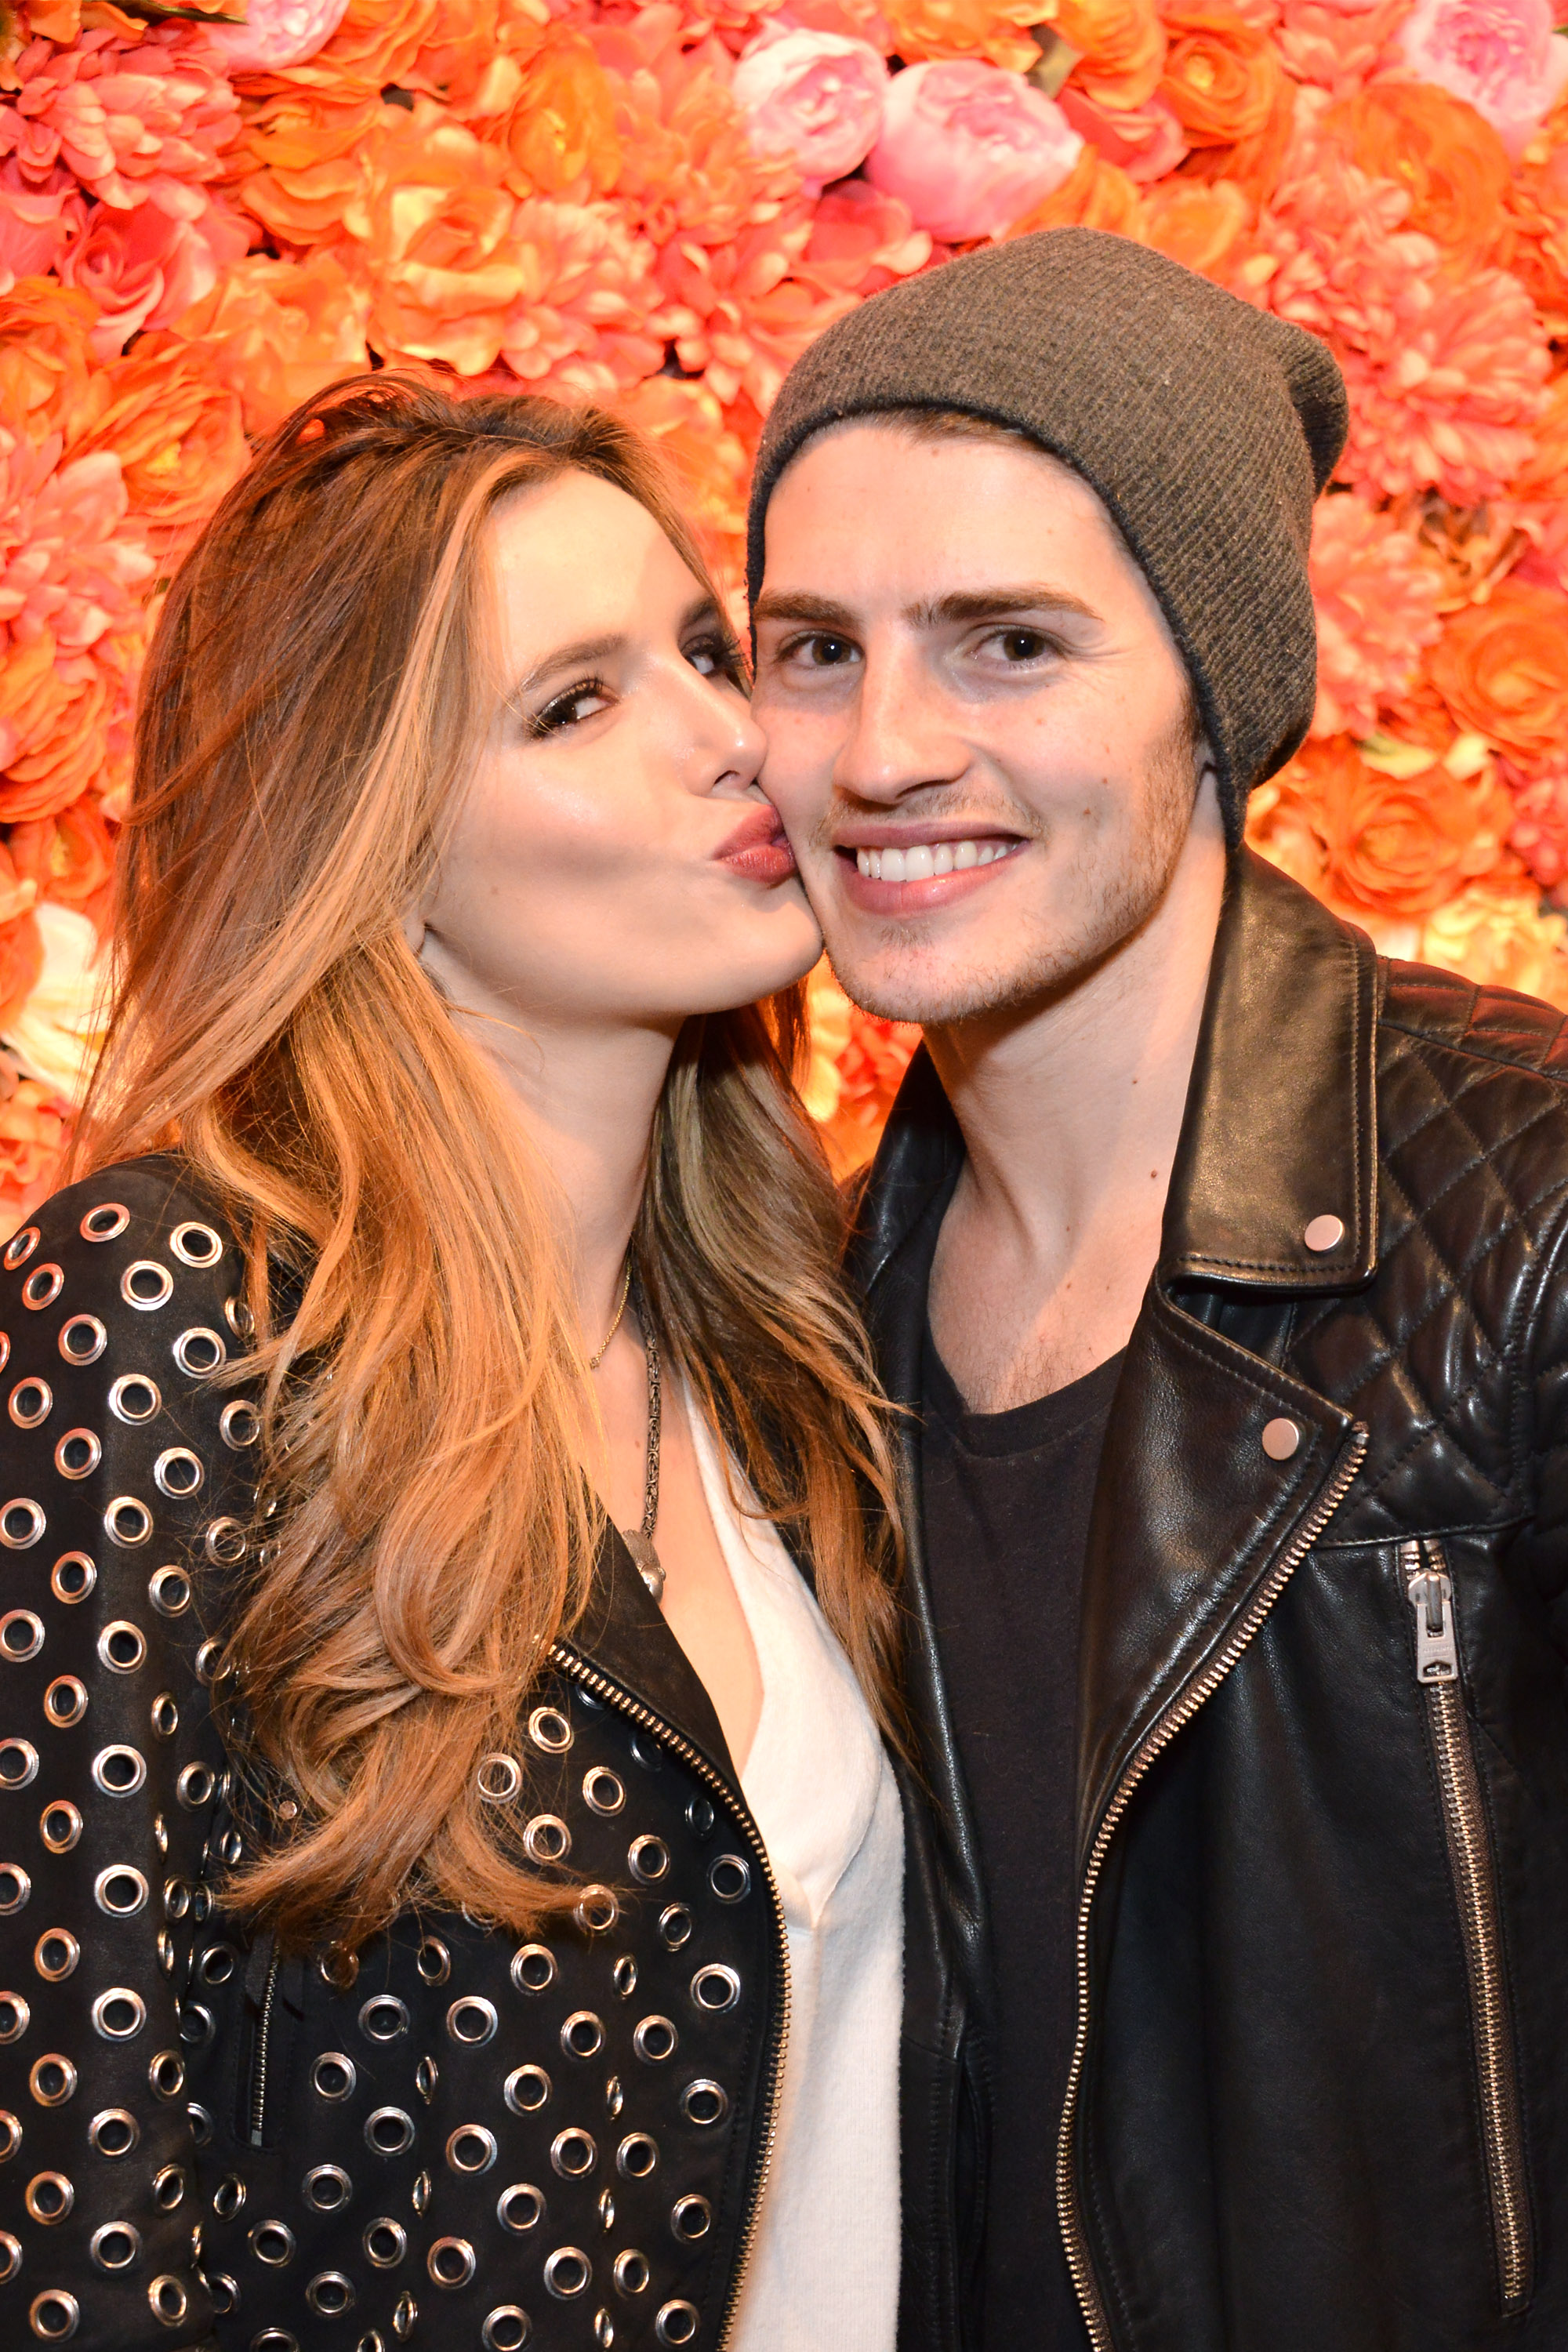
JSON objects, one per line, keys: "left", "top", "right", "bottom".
{"left": 830, "top": 821, "right": 1026, "bottom": 852}
{"left": 714, "top": 803, "right": 789, "bottom": 861}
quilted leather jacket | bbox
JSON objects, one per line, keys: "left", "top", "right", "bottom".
{"left": 869, "top": 851, "right": 1568, "bottom": 2352}
{"left": 0, "top": 1158, "right": 802, "bottom": 2352}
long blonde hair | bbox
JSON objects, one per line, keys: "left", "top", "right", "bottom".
{"left": 78, "top": 375, "right": 904, "bottom": 1951}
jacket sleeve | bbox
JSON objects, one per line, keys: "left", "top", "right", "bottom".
{"left": 0, "top": 1160, "right": 260, "bottom": 2350}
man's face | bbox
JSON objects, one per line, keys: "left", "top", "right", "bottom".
{"left": 750, "top": 421, "right": 1220, "bottom": 1026}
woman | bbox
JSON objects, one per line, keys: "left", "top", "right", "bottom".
{"left": 0, "top": 378, "right": 906, "bottom": 2351}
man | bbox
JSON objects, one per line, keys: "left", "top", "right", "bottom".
{"left": 746, "top": 227, "right": 1568, "bottom": 2352}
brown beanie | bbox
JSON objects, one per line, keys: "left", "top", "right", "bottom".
{"left": 745, "top": 227, "right": 1348, "bottom": 848}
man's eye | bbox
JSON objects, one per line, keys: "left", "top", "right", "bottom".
{"left": 993, "top": 628, "right": 1051, "bottom": 662}
{"left": 786, "top": 633, "right": 857, "bottom": 668}
{"left": 528, "top": 681, "right": 610, "bottom": 736}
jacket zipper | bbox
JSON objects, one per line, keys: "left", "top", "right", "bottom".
{"left": 1401, "top": 1537, "right": 1531, "bottom": 2314}
{"left": 248, "top": 1940, "right": 281, "bottom": 2149}
{"left": 1055, "top": 1424, "right": 1369, "bottom": 2352}
{"left": 547, "top": 1639, "right": 791, "bottom": 2352}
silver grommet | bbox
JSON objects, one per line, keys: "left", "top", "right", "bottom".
{"left": 0, "top": 1501, "right": 45, "bottom": 1550}
{"left": 613, "top": 2249, "right": 650, "bottom": 2296}
{"left": 482, "top": 2310, "right": 532, "bottom": 2351}
{"left": 94, "top": 1867, "right": 148, "bottom": 1917}
{"left": 561, "top": 2010, "right": 604, "bottom": 2060}
{"left": 312, "top": 2053, "right": 358, "bottom": 2101}
{"left": 632, "top": 2015, "right": 677, "bottom": 2063}
{"left": 543, "top": 2247, "right": 591, "bottom": 2299}
{"left": 21, "top": 1265, "right": 63, "bottom": 1312}
{"left": 476, "top": 1752, "right": 521, "bottom": 1804}
{"left": 148, "top": 1566, "right": 191, "bottom": 1617}
{"left": 202, "top": 1516, "right": 245, "bottom": 1564}
{"left": 79, "top": 1205, "right": 128, "bottom": 1243}
{"left": 219, "top": 1399, "right": 260, "bottom": 1449}
{"left": 303, "top": 2165, "right": 351, "bottom": 2211}
{"left": 708, "top": 1853, "right": 750, "bottom": 1902}
{"left": 504, "top": 2065, "right": 550, "bottom": 2115}
{"left": 364, "top": 2107, "right": 415, "bottom": 2156}
{"left": 39, "top": 1798, "right": 82, "bottom": 1849}
{"left": 34, "top": 1929, "right": 78, "bottom": 1980}
{"left": 97, "top": 1621, "right": 147, "bottom": 1674}
{"left": 616, "top": 2133, "right": 657, "bottom": 2180}
{"left": 0, "top": 1610, "right": 43, "bottom": 1661}
{"left": 655, "top": 2301, "right": 700, "bottom": 2345}
{"left": 573, "top": 1885, "right": 619, "bottom": 1936}
{"left": 0, "top": 2111, "right": 17, "bottom": 2160}
{"left": 628, "top": 1835, "right": 669, "bottom": 1883}
{"left": 0, "top": 1737, "right": 38, "bottom": 1787}
{"left": 427, "top": 2237, "right": 476, "bottom": 2289}
{"left": 28, "top": 2055, "right": 75, "bottom": 2107}
{"left": 121, "top": 1261, "right": 172, "bottom": 1312}
{"left": 53, "top": 1429, "right": 100, "bottom": 1480}
{"left": 0, "top": 1864, "right": 29, "bottom": 1914}
{"left": 691, "top": 1964, "right": 740, "bottom": 2014}
{"left": 496, "top": 2181, "right": 546, "bottom": 2233}
{"left": 176, "top": 1762, "right": 215, "bottom": 1809}
{"left": 91, "top": 1987, "right": 146, "bottom": 2039}
{"left": 50, "top": 1554, "right": 94, "bottom": 1603}
{"left": 8, "top": 1379, "right": 50, "bottom": 1428}
{"left": 169, "top": 1223, "right": 223, "bottom": 1268}
{"left": 103, "top": 1497, "right": 152, "bottom": 1548}
{"left": 681, "top": 2078, "right": 728, "bottom": 2127}
{"left": 3, "top": 1228, "right": 38, "bottom": 1267}
{"left": 88, "top": 2108, "right": 139, "bottom": 2156}
{"left": 550, "top": 2128, "right": 597, "bottom": 2179}
{"left": 107, "top": 1375, "right": 159, "bottom": 1424}
{"left": 147, "top": 2275, "right": 187, "bottom": 2326}
{"left": 172, "top": 1328, "right": 225, "bottom": 1377}
{"left": 362, "top": 2217, "right": 407, "bottom": 2267}
{"left": 445, "top": 2124, "right": 496, "bottom": 2175}
{"left": 521, "top": 1813, "right": 570, "bottom": 1865}
{"left": 0, "top": 1990, "right": 30, "bottom": 2039}
{"left": 90, "top": 2220, "right": 140, "bottom": 2270}
{"left": 582, "top": 1766, "right": 624, "bottom": 1816}
{"left": 358, "top": 1995, "right": 409, "bottom": 2043}
{"left": 527, "top": 1705, "right": 572, "bottom": 1753}
{"left": 147, "top": 2050, "right": 184, "bottom": 2099}
{"left": 28, "top": 2288, "right": 79, "bottom": 2340}
{"left": 249, "top": 2218, "right": 296, "bottom": 2265}
{"left": 93, "top": 1744, "right": 147, "bottom": 1798}
{"left": 305, "top": 2273, "right": 356, "bottom": 2318}
{"left": 510, "top": 1944, "right": 556, "bottom": 1994}
{"left": 445, "top": 1996, "right": 497, "bottom": 2046}
{"left": 25, "top": 2169, "right": 74, "bottom": 2223}
{"left": 57, "top": 1316, "right": 104, "bottom": 1366}
{"left": 152, "top": 1448, "right": 202, "bottom": 1499}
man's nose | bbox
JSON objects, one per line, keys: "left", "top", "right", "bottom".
{"left": 833, "top": 644, "right": 969, "bottom": 805}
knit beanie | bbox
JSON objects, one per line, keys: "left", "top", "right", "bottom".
{"left": 746, "top": 227, "right": 1348, "bottom": 848}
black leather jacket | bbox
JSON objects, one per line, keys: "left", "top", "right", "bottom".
{"left": 872, "top": 851, "right": 1568, "bottom": 2352}
{"left": 0, "top": 1158, "right": 805, "bottom": 2351}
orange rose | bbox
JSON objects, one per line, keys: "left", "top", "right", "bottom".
{"left": 1283, "top": 735, "right": 1515, "bottom": 919}
{"left": 822, "top": 1007, "right": 920, "bottom": 1175}
{"left": 490, "top": 31, "right": 622, "bottom": 198}
{"left": 1508, "top": 90, "right": 1568, "bottom": 337}
{"left": 1140, "top": 174, "right": 1250, "bottom": 277}
{"left": 8, "top": 802, "right": 118, "bottom": 937}
{"left": 1006, "top": 145, "right": 1148, "bottom": 238}
{"left": 1052, "top": 0, "right": 1166, "bottom": 107}
{"left": 883, "top": 0, "right": 1046, "bottom": 73}
{"left": 1428, "top": 579, "right": 1568, "bottom": 775}
{"left": 0, "top": 1076, "right": 69, "bottom": 1240}
{"left": 1511, "top": 369, "right": 1568, "bottom": 503}
{"left": 0, "top": 912, "right": 43, "bottom": 1033}
{"left": 612, "top": 376, "right": 750, "bottom": 593}
{"left": 171, "top": 250, "right": 372, "bottom": 439}
{"left": 1323, "top": 84, "right": 1512, "bottom": 278}
{"left": 1419, "top": 883, "right": 1568, "bottom": 1011}
{"left": 1160, "top": 0, "right": 1281, "bottom": 145}
{"left": 228, "top": 91, "right": 387, "bottom": 250}
{"left": 0, "top": 633, "right": 137, "bottom": 822}
{"left": 0, "top": 280, "right": 99, "bottom": 447}
{"left": 69, "top": 335, "right": 248, "bottom": 556}
{"left": 234, "top": 0, "right": 441, "bottom": 101}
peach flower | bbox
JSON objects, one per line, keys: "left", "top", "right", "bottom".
{"left": 1427, "top": 576, "right": 1568, "bottom": 773}
{"left": 57, "top": 183, "right": 250, "bottom": 361}
{"left": 207, "top": 0, "right": 352, "bottom": 74}
{"left": 1058, "top": 87, "right": 1187, "bottom": 181}
{"left": 0, "top": 906, "right": 42, "bottom": 1031}
{"left": 2, "top": 899, "right": 107, "bottom": 1102}
{"left": 231, "top": 0, "right": 442, "bottom": 101}
{"left": 1139, "top": 173, "right": 1251, "bottom": 274}
{"left": 613, "top": 372, "right": 752, "bottom": 590}
{"left": 1322, "top": 82, "right": 1513, "bottom": 275}
{"left": 0, "top": 624, "right": 140, "bottom": 821}
{"left": 1005, "top": 140, "right": 1149, "bottom": 234}
{"left": 1276, "top": 0, "right": 1412, "bottom": 94}
{"left": 882, "top": 0, "right": 1048, "bottom": 73}
{"left": 0, "top": 430, "right": 153, "bottom": 659}
{"left": 731, "top": 24, "right": 888, "bottom": 192}
{"left": 1504, "top": 757, "right": 1568, "bottom": 889}
{"left": 227, "top": 90, "right": 387, "bottom": 250}
{"left": 1416, "top": 880, "right": 1568, "bottom": 1007}
{"left": 0, "top": 24, "right": 241, "bottom": 213}
{"left": 1398, "top": 0, "right": 1568, "bottom": 160}
{"left": 0, "top": 1073, "right": 69, "bottom": 1243}
{"left": 482, "top": 31, "right": 622, "bottom": 198}
{"left": 797, "top": 176, "right": 932, "bottom": 294}
{"left": 592, "top": 9, "right": 798, "bottom": 249}
{"left": 1053, "top": 0, "right": 1167, "bottom": 105}
{"left": 1281, "top": 732, "right": 1514, "bottom": 917}
{"left": 69, "top": 332, "right": 248, "bottom": 555}
{"left": 170, "top": 249, "right": 371, "bottom": 438}
{"left": 659, "top": 200, "right": 860, "bottom": 410}
{"left": 1308, "top": 490, "right": 1443, "bottom": 737}
{"left": 0, "top": 158, "right": 85, "bottom": 282}
{"left": 866, "top": 60, "right": 1083, "bottom": 241}
{"left": 1507, "top": 91, "right": 1568, "bottom": 332}
{"left": 1160, "top": 0, "right": 1283, "bottom": 146}
{"left": 9, "top": 799, "right": 116, "bottom": 935}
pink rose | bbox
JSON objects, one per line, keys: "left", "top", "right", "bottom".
{"left": 58, "top": 191, "right": 249, "bottom": 360}
{"left": 0, "top": 160, "right": 85, "bottom": 284}
{"left": 1058, "top": 86, "right": 1189, "bottom": 180}
{"left": 1397, "top": 0, "right": 1568, "bottom": 158}
{"left": 206, "top": 0, "right": 351, "bottom": 73}
{"left": 866, "top": 60, "right": 1083, "bottom": 241}
{"left": 731, "top": 24, "right": 889, "bottom": 193}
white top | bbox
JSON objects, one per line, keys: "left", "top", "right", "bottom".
{"left": 688, "top": 1406, "right": 905, "bottom": 2352}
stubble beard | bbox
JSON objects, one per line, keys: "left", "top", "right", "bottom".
{"left": 819, "top": 720, "right": 1202, "bottom": 1029}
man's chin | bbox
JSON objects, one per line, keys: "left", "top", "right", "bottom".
{"left": 823, "top": 943, "right": 1062, "bottom": 1029}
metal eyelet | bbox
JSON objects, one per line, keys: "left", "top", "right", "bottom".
{"left": 202, "top": 1516, "right": 245, "bottom": 1564}
{"left": 496, "top": 2181, "right": 546, "bottom": 2234}
{"left": 632, "top": 2015, "right": 677, "bottom": 2063}
{"left": 550, "top": 2129, "right": 597, "bottom": 2180}
{"left": 50, "top": 1552, "right": 94, "bottom": 1604}
{"left": 24, "top": 2169, "right": 72, "bottom": 2223}
{"left": 582, "top": 1766, "right": 625, "bottom": 1816}
{"left": 709, "top": 1853, "right": 751, "bottom": 1902}
{"left": 445, "top": 2125, "right": 496, "bottom": 2176}
{"left": 560, "top": 2011, "right": 604, "bottom": 2061}
{"left": 212, "top": 2173, "right": 246, "bottom": 2220}
{"left": 670, "top": 2193, "right": 713, "bottom": 2243}
{"left": 303, "top": 2165, "right": 351, "bottom": 2212}
{"left": 365, "top": 2107, "right": 416, "bottom": 2156}
{"left": 427, "top": 2237, "right": 477, "bottom": 2290}
{"left": 58, "top": 1315, "right": 105, "bottom": 1367}
{"left": 91, "top": 1987, "right": 146, "bottom": 2040}
{"left": 249, "top": 2218, "right": 296, "bottom": 2266}
{"left": 223, "top": 1294, "right": 254, "bottom": 1338}
{"left": 94, "top": 1867, "right": 149, "bottom": 1918}
{"left": 152, "top": 2162, "right": 184, "bottom": 2211}
{"left": 4, "top": 1228, "right": 39, "bottom": 1268}
{"left": 416, "top": 1936, "right": 450, "bottom": 1984}
{"left": 0, "top": 1864, "right": 28, "bottom": 1915}
{"left": 220, "top": 1399, "right": 260, "bottom": 1449}
{"left": 0, "top": 1610, "right": 43, "bottom": 1661}
{"left": 658, "top": 1903, "right": 693, "bottom": 1950}
{"left": 543, "top": 2246, "right": 592, "bottom": 2299}
{"left": 148, "top": 2274, "right": 188, "bottom": 2325}
{"left": 357, "top": 1994, "right": 409, "bottom": 2044}
{"left": 28, "top": 2054, "right": 76, "bottom": 2107}
{"left": 481, "top": 2310, "right": 532, "bottom": 2352}
{"left": 521, "top": 1813, "right": 570, "bottom": 1865}
{"left": 88, "top": 2107, "right": 140, "bottom": 2156}
{"left": 122, "top": 1261, "right": 172, "bottom": 1312}
{"left": 573, "top": 1885, "right": 619, "bottom": 1936}
{"left": 504, "top": 2064, "right": 550, "bottom": 2116}
{"left": 29, "top": 2287, "right": 79, "bottom": 2340}
{"left": 148, "top": 1566, "right": 191, "bottom": 1617}
{"left": 613, "top": 1955, "right": 637, "bottom": 1998}
{"left": 21, "top": 1265, "right": 64, "bottom": 1312}
{"left": 0, "top": 1499, "right": 45, "bottom": 1549}
{"left": 0, "top": 1737, "right": 38, "bottom": 1787}
{"left": 363, "top": 2216, "right": 408, "bottom": 2267}
{"left": 39, "top": 1801, "right": 81, "bottom": 1853}
{"left": 306, "top": 2272, "right": 356, "bottom": 2318}
{"left": 172, "top": 1327, "right": 225, "bottom": 1377}
{"left": 475, "top": 1753, "right": 521, "bottom": 1804}
{"left": 510, "top": 1944, "right": 556, "bottom": 1995}
{"left": 90, "top": 2220, "right": 142, "bottom": 2272}
{"left": 691, "top": 1962, "right": 741, "bottom": 2014}
{"left": 613, "top": 2249, "right": 651, "bottom": 2296}
{"left": 9, "top": 1378, "right": 50, "bottom": 1428}
{"left": 53, "top": 1428, "right": 100, "bottom": 1480}
{"left": 98, "top": 1621, "right": 147, "bottom": 1674}
{"left": 176, "top": 1762, "right": 216, "bottom": 1809}
{"left": 628, "top": 1835, "right": 670, "bottom": 1883}
{"left": 527, "top": 1705, "right": 572, "bottom": 1753}
{"left": 79, "top": 1205, "right": 128, "bottom": 1244}
{"left": 0, "top": 2109, "right": 20, "bottom": 2161}
{"left": 103, "top": 1497, "right": 152, "bottom": 1548}
{"left": 311, "top": 2053, "right": 357, "bottom": 2102}
{"left": 655, "top": 2300, "right": 701, "bottom": 2346}
{"left": 169, "top": 1223, "right": 223, "bottom": 1269}
{"left": 0, "top": 1991, "right": 29, "bottom": 2041}
{"left": 108, "top": 1374, "right": 160, "bottom": 1424}
{"left": 616, "top": 2132, "right": 658, "bottom": 2180}
{"left": 43, "top": 1665, "right": 86, "bottom": 1717}
{"left": 93, "top": 1744, "right": 147, "bottom": 1798}
{"left": 153, "top": 1447, "right": 202, "bottom": 1499}
{"left": 147, "top": 2050, "right": 185, "bottom": 2100}
{"left": 445, "top": 1996, "right": 497, "bottom": 2047}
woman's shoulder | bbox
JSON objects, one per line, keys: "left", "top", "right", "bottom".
{"left": 7, "top": 1150, "right": 249, "bottom": 1339}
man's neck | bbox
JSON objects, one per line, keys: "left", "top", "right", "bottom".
{"left": 924, "top": 823, "right": 1229, "bottom": 1412}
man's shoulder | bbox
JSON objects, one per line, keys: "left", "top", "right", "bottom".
{"left": 1378, "top": 955, "right": 1568, "bottom": 1091}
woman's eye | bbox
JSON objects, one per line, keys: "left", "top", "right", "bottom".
{"left": 528, "top": 681, "right": 611, "bottom": 736}
{"left": 685, "top": 634, "right": 745, "bottom": 684}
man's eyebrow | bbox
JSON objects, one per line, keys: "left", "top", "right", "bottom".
{"left": 750, "top": 591, "right": 858, "bottom": 632}
{"left": 907, "top": 588, "right": 1102, "bottom": 627}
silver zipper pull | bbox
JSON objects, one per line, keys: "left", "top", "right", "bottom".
{"left": 1405, "top": 1546, "right": 1459, "bottom": 1682}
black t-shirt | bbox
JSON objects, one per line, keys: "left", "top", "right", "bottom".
{"left": 920, "top": 1333, "right": 1124, "bottom": 2352}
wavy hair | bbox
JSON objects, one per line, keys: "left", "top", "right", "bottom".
{"left": 76, "top": 374, "right": 904, "bottom": 1951}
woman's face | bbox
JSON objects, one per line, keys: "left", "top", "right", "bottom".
{"left": 417, "top": 468, "right": 821, "bottom": 1036}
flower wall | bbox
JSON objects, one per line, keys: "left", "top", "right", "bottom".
{"left": 0, "top": 0, "right": 1565, "bottom": 1205}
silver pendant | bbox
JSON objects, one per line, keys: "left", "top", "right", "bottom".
{"left": 623, "top": 1528, "right": 665, "bottom": 1603}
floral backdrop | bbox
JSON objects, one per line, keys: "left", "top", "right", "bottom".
{"left": 0, "top": 0, "right": 1565, "bottom": 1214}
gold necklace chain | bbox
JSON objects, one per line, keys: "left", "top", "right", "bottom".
{"left": 586, "top": 1258, "right": 633, "bottom": 1371}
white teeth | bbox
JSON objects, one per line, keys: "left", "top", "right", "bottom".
{"left": 904, "top": 844, "right": 935, "bottom": 881}
{"left": 932, "top": 843, "right": 954, "bottom": 876}
{"left": 880, "top": 846, "right": 907, "bottom": 882}
{"left": 857, "top": 849, "right": 872, "bottom": 877}
{"left": 953, "top": 840, "right": 978, "bottom": 869}
{"left": 854, "top": 837, "right": 1016, "bottom": 881}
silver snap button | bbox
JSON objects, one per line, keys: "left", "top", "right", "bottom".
{"left": 1303, "top": 1214, "right": 1345, "bottom": 1253}
{"left": 1261, "top": 1417, "right": 1301, "bottom": 1461}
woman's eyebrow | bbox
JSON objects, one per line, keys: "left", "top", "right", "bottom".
{"left": 513, "top": 633, "right": 626, "bottom": 700}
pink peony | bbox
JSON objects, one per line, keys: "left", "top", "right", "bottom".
{"left": 206, "top": 0, "right": 353, "bottom": 74}
{"left": 58, "top": 189, "right": 250, "bottom": 360}
{"left": 1308, "top": 490, "right": 1443, "bottom": 737}
{"left": 865, "top": 60, "right": 1083, "bottom": 241}
{"left": 0, "top": 27, "right": 241, "bottom": 214}
{"left": 1397, "top": 0, "right": 1568, "bottom": 159}
{"left": 0, "top": 158, "right": 85, "bottom": 283}
{"left": 731, "top": 24, "right": 889, "bottom": 192}
{"left": 1275, "top": 0, "right": 1414, "bottom": 92}
{"left": 1058, "top": 85, "right": 1189, "bottom": 181}
{"left": 798, "top": 176, "right": 932, "bottom": 293}
{"left": 0, "top": 430, "right": 154, "bottom": 659}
